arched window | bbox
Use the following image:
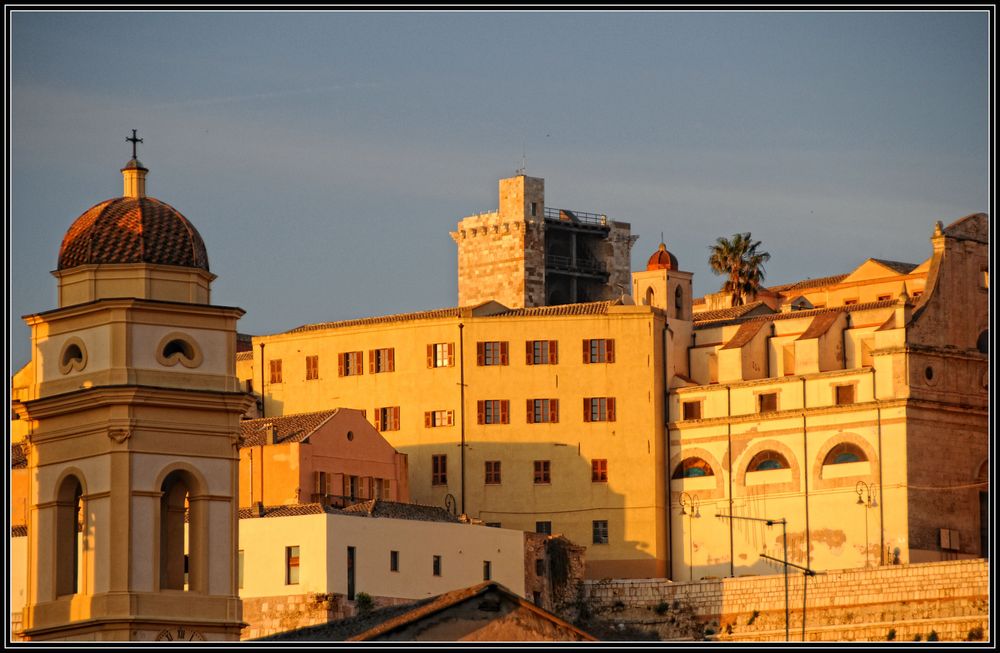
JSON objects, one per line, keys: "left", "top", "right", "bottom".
{"left": 672, "top": 457, "right": 714, "bottom": 479}
{"left": 56, "top": 475, "right": 84, "bottom": 596}
{"left": 675, "top": 286, "right": 683, "bottom": 311}
{"left": 747, "top": 450, "right": 790, "bottom": 472}
{"left": 823, "top": 442, "right": 868, "bottom": 465}
{"left": 978, "top": 330, "right": 988, "bottom": 354}
{"left": 160, "top": 470, "right": 203, "bottom": 592}
{"left": 644, "top": 287, "right": 655, "bottom": 306}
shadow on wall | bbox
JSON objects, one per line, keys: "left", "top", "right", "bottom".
{"left": 399, "top": 442, "right": 660, "bottom": 580}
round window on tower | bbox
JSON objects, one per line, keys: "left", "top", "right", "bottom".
{"left": 156, "top": 332, "right": 204, "bottom": 369}
{"left": 58, "top": 337, "right": 88, "bottom": 374}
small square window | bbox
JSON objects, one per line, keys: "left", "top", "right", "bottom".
{"left": 682, "top": 401, "right": 702, "bottom": 420}
{"left": 758, "top": 393, "right": 778, "bottom": 413}
{"left": 372, "top": 348, "right": 395, "bottom": 373}
{"left": 339, "top": 351, "right": 364, "bottom": 376}
{"left": 584, "top": 339, "right": 615, "bottom": 363}
{"left": 485, "top": 461, "right": 501, "bottom": 484}
{"left": 305, "top": 355, "right": 319, "bottom": 380}
{"left": 269, "top": 359, "right": 283, "bottom": 384}
{"left": 535, "top": 520, "right": 552, "bottom": 535}
{"left": 835, "top": 385, "right": 855, "bottom": 405}
{"left": 478, "top": 341, "right": 509, "bottom": 366}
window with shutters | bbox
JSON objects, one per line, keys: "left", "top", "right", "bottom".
{"left": 591, "top": 459, "right": 608, "bottom": 482}
{"left": 270, "top": 359, "right": 283, "bottom": 383}
{"left": 584, "top": 338, "right": 615, "bottom": 363}
{"left": 485, "top": 461, "right": 501, "bottom": 484}
{"left": 584, "top": 397, "right": 616, "bottom": 422}
{"left": 370, "top": 348, "right": 395, "bottom": 373}
{"left": 477, "top": 341, "right": 509, "bottom": 366}
{"left": 314, "top": 470, "right": 333, "bottom": 501}
{"left": 305, "top": 355, "right": 319, "bottom": 380}
{"left": 339, "top": 351, "right": 364, "bottom": 376}
{"left": 592, "top": 520, "right": 609, "bottom": 544}
{"left": 527, "top": 398, "right": 559, "bottom": 424}
{"left": 375, "top": 406, "right": 400, "bottom": 431}
{"left": 429, "top": 343, "right": 455, "bottom": 368}
{"left": 425, "top": 410, "right": 454, "bottom": 428}
{"left": 477, "top": 399, "right": 509, "bottom": 425}
{"left": 526, "top": 340, "right": 559, "bottom": 365}
{"left": 534, "top": 460, "right": 551, "bottom": 484}
{"left": 432, "top": 455, "right": 447, "bottom": 485}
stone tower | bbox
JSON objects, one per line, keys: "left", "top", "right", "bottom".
{"left": 451, "top": 174, "right": 638, "bottom": 308}
{"left": 14, "top": 147, "right": 250, "bottom": 641}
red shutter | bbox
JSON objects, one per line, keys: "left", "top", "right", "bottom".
{"left": 448, "top": 343, "right": 455, "bottom": 366}
{"left": 342, "top": 475, "right": 351, "bottom": 496}
{"left": 500, "top": 400, "right": 509, "bottom": 424}
{"left": 477, "top": 342, "right": 485, "bottom": 366}
{"left": 425, "top": 411, "right": 432, "bottom": 428}
{"left": 583, "top": 398, "right": 591, "bottom": 422}
{"left": 427, "top": 344, "right": 434, "bottom": 368}
{"left": 607, "top": 339, "right": 615, "bottom": 363}
{"left": 550, "top": 340, "right": 558, "bottom": 364}
{"left": 357, "top": 352, "right": 364, "bottom": 375}
{"left": 583, "top": 339, "right": 590, "bottom": 363}
{"left": 607, "top": 397, "right": 616, "bottom": 422}
{"left": 500, "top": 342, "right": 509, "bottom": 365}
{"left": 526, "top": 399, "right": 534, "bottom": 424}
{"left": 550, "top": 398, "right": 559, "bottom": 423}
{"left": 526, "top": 341, "right": 533, "bottom": 365}
{"left": 477, "top": 400, "right": 485, "bottom": 424}
{"left": 314, "top": 471, "right": 322, "bottom": 494}
{"left": 338, "top": 354, "right": 345, "bottom": 377}
{"left": 393, "top": 406, "right": 400, "bottom": 430}
{"left": 369, "top": 350, "right": 376, "bottom": 374}
{"left": 388, "top": 348, "right": 395, "bottom": 372}
{"left": 447, "top": 410, "right": 454, "bottom": 426}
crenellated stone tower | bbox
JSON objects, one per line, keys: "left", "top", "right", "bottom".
{"left": 14, "top": 141, "right": 251, "bottom": 641}
{"left": 451, "top": 174, "right": 637, "bottom": 308}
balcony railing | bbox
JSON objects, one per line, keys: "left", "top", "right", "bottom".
{"left": 544, "top": 207, "right": 610, "bottom": 227}
{"left": 545, "top": 254, "right": 608, "bottom": 276}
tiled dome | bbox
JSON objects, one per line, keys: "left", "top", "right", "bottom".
{"left": 58, "top": 196, "right": 209, "bottom": 271}
{"left": 646, "top": 242, "right": 678, "bottom": 271}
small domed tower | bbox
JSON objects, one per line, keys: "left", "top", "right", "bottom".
{"left": 16, "top": 134, "right": 249, "bottom": 641}
{"left": 632, "top": 241, "right": 694, "bottom": 381}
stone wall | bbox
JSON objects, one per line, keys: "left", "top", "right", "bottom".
{"left": 524, "top": 533, "right": 587, "bottom": 612}
{"left": 580, "top": 559, "right": 989, "bottom": 642}
{"left": 240, "top": 592, "right": 413, "bottom": 640}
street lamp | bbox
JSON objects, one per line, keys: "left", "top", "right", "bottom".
{"left": 855, "top": 481, "right": 878, "bottom": 568}
{"left": 679, "top": 492, "right": 700, "bottom": 581}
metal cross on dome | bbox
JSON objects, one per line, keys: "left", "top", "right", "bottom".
{"left": 126, "top": 129, "right": 143, "bottom": 159}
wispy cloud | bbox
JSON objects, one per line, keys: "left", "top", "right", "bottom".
{"left": 144, "top": 81, "right": 381, "bottom": 109}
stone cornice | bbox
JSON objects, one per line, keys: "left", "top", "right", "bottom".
{"left": 21, "top": 385, "right": 253, "bottom": 419}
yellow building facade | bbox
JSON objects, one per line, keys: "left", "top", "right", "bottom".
{"left": 238, "top": 173, "right": 988, "bottom": 582}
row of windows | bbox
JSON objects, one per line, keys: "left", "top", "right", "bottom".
{"left": 266, "top": 338, "right": 617, "bottom": 382}
{"left": 431, "top": 456, "right": 608, "bottom": 486}
{"left": 672, "top": 442, "right": 868, "bottom": 478}
{"left": 681, "top": 384, "right": 859, "bottom": 421}
{"left": 244, "top": 546, "right": 496, "bottom": 587}
{"left": 313, "top": 471, "right": 392, "bottom": 501}
{"left": 367, "top": 398, "right": 617, "bottom": 432}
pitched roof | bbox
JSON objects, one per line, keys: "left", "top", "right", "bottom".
{"left": 339, "top": 499, "right": 461, "bottom": 523}
{"left": 693, "top": 300, "right": 773, "bottom": 324}
{"left": 720, "top": 319, "right": 768, "bottom": 350}
{"left": 12, "top": 524, "right": 27, "bottom": 537}
{"left": 798, "top": 311, "right": 843, "bottom": 340}
{"left": 235, "top": 350, "right": 254, "bottom": 362}
{"left": 695, "top": 299, "right": 897, "bottom": 330}
{"left": 238, "top": 503, "right": 326, "bottom": 520}
{"left": 239, "top": 409, "right": 339, "bottom": 448}
{"left": 870, "top": 259, "right": 919, "bottom": 275}
{"left": 494, "top": 300, "right": 619, "bottom": 318}
{"left": 11, "top": 442, "right": 27, "bottom": 469}
{"left": 767, "top": 273, "right": 850, "bottom": 294}
{"left": 286, "top": 306, "right": 467, "bottom": 334}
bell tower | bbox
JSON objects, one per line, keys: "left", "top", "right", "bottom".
{"left": 15, "top": 136, "right": 250, "bottom": 641}
{"left": 633, "top": 242, "right": 694, "bottom": 380}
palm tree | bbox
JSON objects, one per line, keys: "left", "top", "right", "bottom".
{"left": 708, "top": 232, "right": 771, "bottom": 307}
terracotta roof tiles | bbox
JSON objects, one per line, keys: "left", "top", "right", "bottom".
{"left": 238, "top": 503, "right": 326, "bottom": 520}
{"left": 12, "top": 524, "right": 27, "bottom": 538}
{"left": 340, "top": 499, "right": 461, "bottom": 523}
{"left": 58, "top": 196, "right": 209, "bottom": 271}
{"left": 695, "top": 299, "right": 897, "bottom": 330}
{"left": 495, "top": 300, "right": 618, "bottom": 318}
{"left": 287, "top": 306, "right": 466, "bottom": 333}
{"left": 693, "top": 300, "right": 772, "bottom": 324}
{"left": 239, "top": 410, "right": 339, "bottom": 448}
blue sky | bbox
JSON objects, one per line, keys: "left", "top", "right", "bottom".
{"left": 8, "top": 10, "right": 990, "bottom": 370}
